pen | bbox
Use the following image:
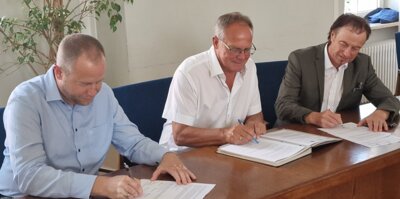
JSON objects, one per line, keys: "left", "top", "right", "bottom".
{"left": 237, "top": 119, "right": 259, "bottom": 144}
{"left": 123, "top": 162, "right": 134, "bottom": 179}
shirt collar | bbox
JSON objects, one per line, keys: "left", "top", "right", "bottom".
{"left": 208, "top": 46, "right": 247, "bottom": 77}
{"left": 324, "top": 44, "right": 348, "bottom": 71}
{"left": 44, "top": 64, "right": 64, "bottom": 102}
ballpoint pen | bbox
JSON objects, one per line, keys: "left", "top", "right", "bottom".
{"left": 123, "top": 162, "right": 135, "bottom": 179}
{"left": 237, "top": 119, "right": 259, "bottom": 144}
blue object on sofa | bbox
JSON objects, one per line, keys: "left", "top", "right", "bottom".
{"left": 0, "top": 107, "right": 5, "bottom": 166}
{"left": 367, "top": 8, "right": 399, "bottom": 23}
{"left": 112, "top": 77, "right": 172, "bottom": 142}
{"left": 256, "top": 61, "right": 288, "bottom": 128}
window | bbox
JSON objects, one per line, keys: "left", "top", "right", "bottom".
{"left": 344, "top": 0, "right": 382, "bottom": 16}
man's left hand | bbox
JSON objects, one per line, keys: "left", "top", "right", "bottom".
{"left": 358, "top": 109, "right": 390, "bottom": 132}
{"left": 151, "top": 152, "right": 196, "bottom": 184}
{"left": 245, "top": 121, "right": 267, "bottom": 137}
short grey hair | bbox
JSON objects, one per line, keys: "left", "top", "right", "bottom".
{"left": 214, "top": 12, "right": 253, "bottom": 40}
{"left": 56, "top": 33, "right": 105, "bottom": 73}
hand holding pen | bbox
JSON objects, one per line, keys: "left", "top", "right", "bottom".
{"left": 237, "top": 119, "right": 259, "bottom": 144}
{"left": 92, "top": 163, "right": 143, "bottom": 198}
{"left": 123, "top": 162, "right": 143, "bottom": 196}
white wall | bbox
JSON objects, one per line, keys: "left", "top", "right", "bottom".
{"left": 0, "top": 1, "right": 39, "bottom": 107}
{"left": 2, "top": 0, "right": 396, "bottom": 106}
{"left": 101, "top": 0, "right": 335, "bottom": 87}
{"left": 386, "top": 0, "right": 399, "bottom": 10}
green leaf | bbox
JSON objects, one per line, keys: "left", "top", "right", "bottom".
{"left": 0, "top": 0, "right": 135, "bottom": 76}
{"left": 111, "top": 2, "right": 121, "bottom": 12}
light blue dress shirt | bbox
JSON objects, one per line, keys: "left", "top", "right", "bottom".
{"left": 0, "top": 65, "right": 167, "bottom": 198}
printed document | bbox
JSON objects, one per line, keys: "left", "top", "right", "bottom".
{"left": 319, "top": 122, "right": 400, "bottom": 148}
{"left": 137, "top": 179, "right": 215, "bottom": 199}
{"left": 217, "top": 129, "right": 340, "bottom": 167}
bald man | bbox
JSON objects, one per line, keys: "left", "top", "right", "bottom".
{"left": 0, "top": 33, "right": 195, "bottom": 198}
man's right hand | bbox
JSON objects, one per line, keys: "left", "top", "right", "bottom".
{"left": 223, "top": 124, "right": 256, "bottom": 145}
{"left": 304, "top": 109, "right": 343, "bottom": 128}
{"left": 91, "top": 175, "right": 142, "bottom": 199}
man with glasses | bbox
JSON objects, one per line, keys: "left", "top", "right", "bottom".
{"left": 275, "top": 13, "right": 400, "bottom": 131}
{"left": 159, "top": 12, "right": 266, "bottom": 151}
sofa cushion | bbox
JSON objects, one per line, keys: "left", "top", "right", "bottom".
{"left": 256, "top": 61, "right": 288, "bottom": 127}
{"left": 112, "top": 77, "right": 172, "bottom": 142}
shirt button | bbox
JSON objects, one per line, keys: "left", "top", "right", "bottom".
{"left": 78, "top": 149, "right": 81, "bottom": 152}
{"left": 75, "top": 128, "right": 78, "bottom": 132}
{"left": 82, "top": 168, "right": 85, "bottom": 172}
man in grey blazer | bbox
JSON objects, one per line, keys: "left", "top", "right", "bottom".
{"left": 275, "top": 13, "right": 400, "bottom": 132}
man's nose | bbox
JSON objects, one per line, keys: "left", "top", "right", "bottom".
{"left": 343, "top": 47, "right": 353, "bottom": 58}
{"left": 87, "top": 84, "right": 98, "bottom": 96}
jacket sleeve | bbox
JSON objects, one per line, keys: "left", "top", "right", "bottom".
{"left": 361, "top": 55, "right": 400, "bottom": 124}
{"left": 275, "top": 51, "right": 314, "bottom": 124}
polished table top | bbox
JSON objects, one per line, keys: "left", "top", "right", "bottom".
{"left": 19, "top": 107, "right": 400, "bottom": 199}
{"left": 114, "top": 108, "right": 400, "bottom": 199}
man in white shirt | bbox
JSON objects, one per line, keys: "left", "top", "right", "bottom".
{"left": 159, "top": 12, "right": 267, "bottom": 151}
{"left": 275, "top": 13, "right": 400, "bottom": 132}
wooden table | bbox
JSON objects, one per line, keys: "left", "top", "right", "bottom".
{"left": 114, "top": 108, "right": 400, "bottom": 199}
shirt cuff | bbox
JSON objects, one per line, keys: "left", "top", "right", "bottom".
{"left": 70, "top": 173, "right": 97, "bottom": 198}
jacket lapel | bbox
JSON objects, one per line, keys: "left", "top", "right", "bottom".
{"left": 338, "top": 62, "right": 355, "bottom": 110}
{"left": 342, "top": 62, "right": 354, "bottom": 96}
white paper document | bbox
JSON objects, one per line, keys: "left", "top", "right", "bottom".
{"left": 263, "top": 129, "right": 341, "bottom": 147}
{"left": 137, "top": 179, "right": 215, "bottom": 199}
{"left": 319, "top": 122, "right": 400, "bottom": 148}
{"left": 217, "top": 129, "right": 340, "bottom": 166}
{"left": 219, "top": 139, "right": 307, "bottom": 162}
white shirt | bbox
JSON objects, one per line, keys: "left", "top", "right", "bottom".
{"left": 159, "top": 46, "right": 262, "bottom": 151}
{"left": 321, "top": 44, "right": 348, "bottom": 112}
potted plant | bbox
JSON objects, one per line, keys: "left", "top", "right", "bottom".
{"left": 0, "top": 0, "right": 133, "bottom": 76}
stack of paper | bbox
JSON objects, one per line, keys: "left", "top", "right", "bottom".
{"left": 319, "top": 122, "right": 400, "bottom": 148}
{"left": 138, "top": 179, "right": 215, "bottom": 199}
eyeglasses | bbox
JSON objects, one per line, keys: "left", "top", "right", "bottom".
{"left": 219, "top": 39, "right": 256, "bottom": 56}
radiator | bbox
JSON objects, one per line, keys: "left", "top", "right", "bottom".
{"left": 360, "top": 39, "right": 398, "bottom": 101}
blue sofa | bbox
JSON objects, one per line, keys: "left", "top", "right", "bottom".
{"left": 257, "top": 61, "right": 288, "bottom": 127}
{"left": 112, "top": 60, "right": 288, "bottom": 142}
{"left": 112, "top": 77, "right": 172, "bottom": 142}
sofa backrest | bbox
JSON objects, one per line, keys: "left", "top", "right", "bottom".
{"left": 112, "top": 77, "right": 172, "bottom": 142}
{"left": 112, "top": 61, "right": 288, "bottom": 141}
{"left": 0, "top": 107, "right": 5, "bottom": 166}
{"left": 256, "top": 61, "right": 288, "bottom": 127}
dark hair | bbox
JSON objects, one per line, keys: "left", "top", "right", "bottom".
{"left": 327, "top": 13, "right": 371, "bottom": 41}
{"left": 215, "top": 12, "right": 253, "bottom": 40}
{"left": 56, "top": 33, "right": 105, "bottom": 72}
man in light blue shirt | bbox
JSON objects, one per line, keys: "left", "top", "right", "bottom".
{"left": 0, "top": 33, "right": 196, "bottom": 198}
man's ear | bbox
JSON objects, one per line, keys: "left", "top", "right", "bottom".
{"left": 330, "top": 31, "right": 336, "bottom": 41}
{"left": 53, "top": 64, "right": 63, "bottom": 80}
{"left": 212, "top": 36, "right": 219, "bottom": 49}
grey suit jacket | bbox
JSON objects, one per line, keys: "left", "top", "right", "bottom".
{"left": 275, "top": 43, "right": 400, "bottom": 126}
